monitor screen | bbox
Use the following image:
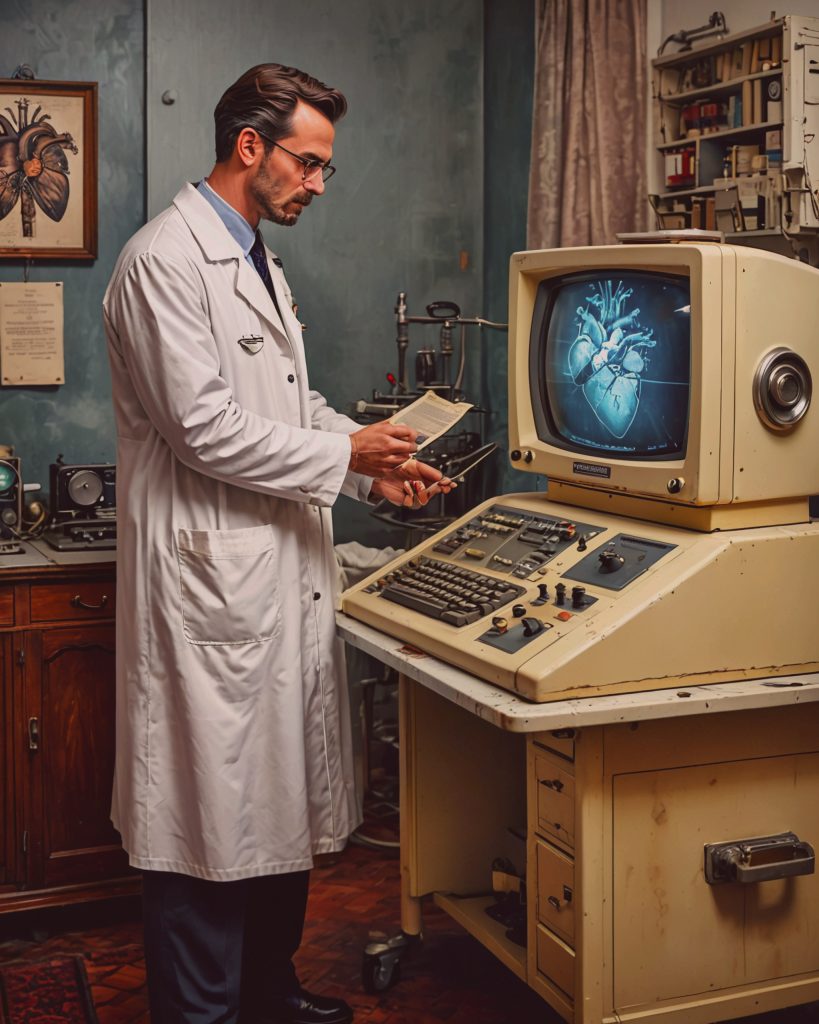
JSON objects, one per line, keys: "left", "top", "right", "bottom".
{"left": 531, "top": 271, "right": 691, "bottom": 459}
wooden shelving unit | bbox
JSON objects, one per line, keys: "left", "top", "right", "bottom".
{"left": 649, "top": 15, "right": 819, "bottom": 259}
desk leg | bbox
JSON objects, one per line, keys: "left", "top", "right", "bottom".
{"left": 398, "top": 672, "right": 423, "bottom": 937}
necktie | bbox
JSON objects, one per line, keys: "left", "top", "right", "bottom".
{"left": 249, "top": 232, "right": 283, "bottom": 320}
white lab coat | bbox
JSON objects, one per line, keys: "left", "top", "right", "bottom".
{"left": 102, "top": 183, "right": 369, "bottom": 880}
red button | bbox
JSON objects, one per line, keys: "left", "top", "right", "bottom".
{"left": 556, "top": 611, "right": 572, "bottom": 622}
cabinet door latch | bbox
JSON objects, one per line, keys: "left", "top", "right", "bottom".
{"left": 705, "top": 831, "right": 815, "bottom": 885}
{"left": 27, "top": 717, "right": 39, "bottom": 751}
{"left": 17, "top": 648, "right": 25, "bottom": 668}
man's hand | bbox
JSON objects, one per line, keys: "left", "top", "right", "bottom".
{"left": 349, "top": 422, "right": 419, "bottom": 476}
{"left": 370, "top": 458, "right": 456, "bottom": 508}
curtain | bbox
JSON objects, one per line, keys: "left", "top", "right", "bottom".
{"left": 527, "top": 0, "right": 648, "bottom": 249}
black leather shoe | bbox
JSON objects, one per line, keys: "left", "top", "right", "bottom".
{"left": 264, "top": 989, "right": 353, "bottom": 1024}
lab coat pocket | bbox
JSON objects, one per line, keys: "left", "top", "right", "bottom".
{"left": 177, "top": 524, "right": 281, "bottom": 645}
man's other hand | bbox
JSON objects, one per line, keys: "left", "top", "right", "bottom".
{"left": 349, "top": 422, "right": 419, "bottom": 476}
{"left": 370, "top": 459, "right": 456, "bottom": 508}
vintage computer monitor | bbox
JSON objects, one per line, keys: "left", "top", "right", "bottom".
{"left": 342, "top": 238, "right": 819, "bottom": 701}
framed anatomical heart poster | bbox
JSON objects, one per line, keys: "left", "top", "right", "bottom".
{"left": 0, "top": 80, "right": 97, "bottom": 259}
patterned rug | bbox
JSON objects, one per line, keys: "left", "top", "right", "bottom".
{"left": 0, "top": 953, "right": 98, "bottom": 1023}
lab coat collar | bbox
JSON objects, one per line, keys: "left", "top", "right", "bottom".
{"left": 172, "top": 184, "right": 290, "bottom": 338}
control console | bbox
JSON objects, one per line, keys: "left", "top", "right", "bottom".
{"left": 342, "top": 492, "right": 819, "bottom": 701}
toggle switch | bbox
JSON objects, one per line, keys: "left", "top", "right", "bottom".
{"left": 555, "top": 583, "right": 566, "bottom": 606}
{"left": 532, "top": 582, "right": 549, "bottom": 606}
{"left": 571, "top": 586, "right": 587, "bottom": 609}
{"left": 491, "top": 616, "right": 508, "bottom": 635}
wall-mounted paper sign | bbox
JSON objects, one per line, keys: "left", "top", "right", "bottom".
{"left": 0, "top": 282, "right": 64, "bottom": 386}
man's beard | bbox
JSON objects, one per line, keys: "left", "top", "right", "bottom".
{"left": 250, "top": 162, "right": 312, "bottom": 227}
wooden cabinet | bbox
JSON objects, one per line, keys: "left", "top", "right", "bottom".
{"left": 650, "top": 15, "right": 819, "bottom": 257}
{"left": 397, "top": 672, "right": 819, "bottom": 1024}
{"left": 0, "top": 560, "right": 136, "bottom": 912}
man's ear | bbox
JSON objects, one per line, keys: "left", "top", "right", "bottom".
{"left": 235, "top": 127, "right": 264, "bottom": 169}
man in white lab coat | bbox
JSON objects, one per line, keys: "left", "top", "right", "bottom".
{"left": 103, "top": 63, "right": 448, "bottom": 1024}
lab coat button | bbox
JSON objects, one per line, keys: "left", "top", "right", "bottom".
{"left": 287, "top": 374, "right": 295, "bottom": 383}
{"left": 313, "top": 592, "right": 321, "bottom": 601}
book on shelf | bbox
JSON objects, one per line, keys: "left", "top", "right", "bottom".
{"left": 742, "top": 80, "right": 753, "bottom": 126}
{"left": 752, "top": 78, "right": 763, "bottom": 123}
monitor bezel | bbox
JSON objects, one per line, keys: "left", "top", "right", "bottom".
{"left": 508, "top": 244, "right": 726, "bottom": 506}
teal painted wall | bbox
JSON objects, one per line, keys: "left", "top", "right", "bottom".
{"left": 482, "top": 0, "right": 537, "bottom": 496}
{"left": 0, "top": 0, "right": 535, "bottom": 534}
{"left": 0, "top": 0, "right": 144, "bottom": 499}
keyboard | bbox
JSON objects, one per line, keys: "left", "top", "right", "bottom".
{"left": 362, "top": 556, "right": 526, "bottom": 627}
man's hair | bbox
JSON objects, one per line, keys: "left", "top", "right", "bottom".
{"left": 214, "top": 63, "right": 347, "bottom": 162}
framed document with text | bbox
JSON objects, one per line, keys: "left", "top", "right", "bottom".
{"left": 0, "top": 79, "right": 98, "bottom": 259}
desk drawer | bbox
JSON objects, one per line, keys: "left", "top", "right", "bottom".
{"left": 0, "top": 586, "right": 12, "bottom": 625}
{"left": 536, "top": 922, "right": 575, "bottom": 1000}
{"left": 534, "top": 729, "right": 575, "bottom": 762}
{"left": 30, "top": 581, "right": 115, "bottom": 622}
{"left": 536, "top": 839, "right": 575, "bottom": 946}
{"left": 535, "top": 754, "right": 575, "bottom": 849}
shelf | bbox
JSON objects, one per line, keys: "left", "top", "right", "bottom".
{"left": 433, "top": 892, "right": 526, "bottom": 980}
{"left": 657, "top": 67, "right": 781, "bottom": 105}
{"left": 658, "top": 120, "right": 782, "bottom": 151}
{"left": 653, "top": 22, "right": 782, "bottom": 69}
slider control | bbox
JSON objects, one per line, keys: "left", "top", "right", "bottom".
{"left": 571, "top": 586, "right": 587, "bottom": 610}
{"left": 522, "top": 617, "right": 544, "bottom": 638}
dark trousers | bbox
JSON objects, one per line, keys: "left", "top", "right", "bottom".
{"left": 142, "top": 868, "right": 310, "bottom": 1024}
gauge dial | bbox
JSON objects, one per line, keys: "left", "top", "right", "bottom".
{"left": 67, "top": 469, "right": 104, "bottom": 506}
{"left": 0, "top": 461, "right": 16, "bottom": 495}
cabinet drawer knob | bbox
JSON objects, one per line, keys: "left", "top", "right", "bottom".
{"left": 547, "top": 886, "right": 573, "bottom": 910}
{"left": 71, "top": 593, "right": 109, "bottom": 611}
{"left": 541, "top": 778, "right": 564, "bottom": 792}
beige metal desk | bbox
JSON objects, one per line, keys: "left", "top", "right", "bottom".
{"left": 337, "top": 612, "right": 819, "bottom": 1024}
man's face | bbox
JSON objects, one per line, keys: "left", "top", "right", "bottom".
{"left": 250, "top": 100, "right": 335, "bottom": 227}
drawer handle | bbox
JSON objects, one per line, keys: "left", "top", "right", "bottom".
{"left": 541, "top": 778, "right": 564, "bottom": 792}
{"left": 547, "top": 885, "right": 573, "bottom": 910}
{"left": 705, "top": 831, "right": 815, "bottom": 885}
{"left": 71, "top": 593, "right": 109, "bottom": 611}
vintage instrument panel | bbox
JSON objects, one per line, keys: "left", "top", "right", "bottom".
{"left": 342, "top": 493, "right": 819, "bottom": 701}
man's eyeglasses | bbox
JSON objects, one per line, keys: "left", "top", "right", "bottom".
{"left": 255, "top": 131, "right": 336, "bottom": 183}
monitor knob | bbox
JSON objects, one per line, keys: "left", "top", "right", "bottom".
{"left": 753, "top": 347, "right": 812, "bottom": 432}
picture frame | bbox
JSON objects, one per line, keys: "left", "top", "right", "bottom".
{"left": 0, "top": 79, "right": 98, "bottom": 259}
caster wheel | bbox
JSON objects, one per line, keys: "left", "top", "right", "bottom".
{"left": 362, "top": 953, "right": 401, "bottom": 993}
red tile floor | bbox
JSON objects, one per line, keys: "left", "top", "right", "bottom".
{"left": 0, "top": 839, "right": 817, "bottom": 1024}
